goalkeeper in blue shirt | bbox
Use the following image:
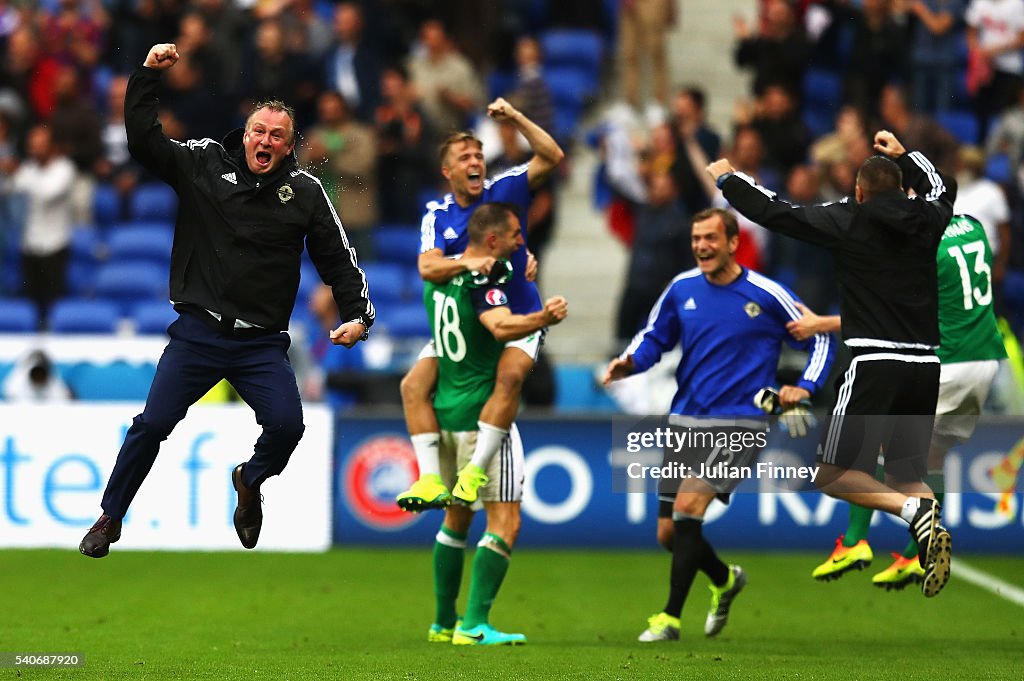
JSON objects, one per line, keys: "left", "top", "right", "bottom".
{"left": 604, "top": 207, "right": 835, "bottom": 642}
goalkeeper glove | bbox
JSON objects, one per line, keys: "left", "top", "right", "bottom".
{"left": 754, "top": 387, "right": 817, "bottom": 439}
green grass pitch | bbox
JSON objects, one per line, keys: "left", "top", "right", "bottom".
{"left": 4, "top": 547, "right": 1022, "bottom": 680}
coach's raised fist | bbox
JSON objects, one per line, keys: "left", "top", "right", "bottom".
{"left": 144, "top": 44, "right": 180, "bottom": 70}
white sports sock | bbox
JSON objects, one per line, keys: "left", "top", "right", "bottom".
{"left": 469, "top": 421, "right": 508, "bottom": 470}
{"left": 899, "top": 496, "right": 921, "bottom": 524}
{"left": 411, "top": 433, "right": 441, "bottom": 477}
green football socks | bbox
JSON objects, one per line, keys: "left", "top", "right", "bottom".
{"left": 433, "top": 525, "right": 467, "bottom": 629}
{"left": 463, "top": 532, "right": 512, "bottom": 629}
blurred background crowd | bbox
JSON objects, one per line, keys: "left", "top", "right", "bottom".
{"left": 0, "top": 0, "right": 1022, "bottom": 413}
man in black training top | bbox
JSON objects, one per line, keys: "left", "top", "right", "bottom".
{"left": 79, "top": 43, "right": 374, "bottom": 558}
{"left": 706, "top": 130, "right": 956, "bottom": 597}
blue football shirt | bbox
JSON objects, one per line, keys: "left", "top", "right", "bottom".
{"left": 626, "top": 267, "right": 835, "bottom": 416}
{"left": 419, "top": 163, "right": 542, "bottom": 314}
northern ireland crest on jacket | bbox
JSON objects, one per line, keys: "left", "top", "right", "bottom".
{"left": 277, "top": 183, "right": 294, "bottom": 204}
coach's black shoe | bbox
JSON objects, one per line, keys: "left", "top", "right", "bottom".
{"left": 79, "top": 514, "right": 122, "bottom": 558}
{"left": 232, "top": 463, "right": 263, "bottom": 549}
{"left": 908, "top": 498, "right": 952, "bottom": 597}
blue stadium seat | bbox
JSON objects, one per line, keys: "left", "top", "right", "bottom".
{"left": 935, "top": 110, "right": 979, "bottom": 145}
{"left": 541, "top": 29, "right": 604, "bottom": 73}
{"left": 70, "top": 227, "right": 102, "bottom": 262}
{"left": 802, "top": 68, "right": 842, "bottom": 110}
{"left": 378, "top": 301, "right": 431, "bottom": 338}
{"left": 130, "top": 183, "right": 178, "bottom": 221}
{"left": 93, "top": 183, "right": 121, "bottom": 228}
{"left": 132, "top": 300, "right": 178, "bottom": 335}
{"left": 406, "top": 267, "right": 424, "bottom": 302}
{"left": 108, "top": 220, "right": 174, "bottom": 234}
{"left": 803, "top": 108, "right": 836, "bottom": 140}
{"left": 0, "top": 298, "right": 38, "bottom": 331}
{"left": 545, "top": 66, "right": 597, "bottom": 104}
{"left": 66, "top": 260, "right": 98, "bottom": 297}
{"left": 106, "top": 225, "right": 174, "bottom": 264}
{"left": 373, "top": 224, "right": 420, "bottom": 266}
{"left": 488, "top": 69, "right": 517, "bottom": 100}
{"left": 984, "top": 153, "right": 1012, "bottom": 185}
{"left": 553, "top": 107, "right": 583, "bottom": 145}
{"left": 362, "top": 262, "right": 408, "bottom": 303}
{"left": 93, "top": 261, "right": 168, "bottom": 308}
{"left": 48, "top": 298, "right": 120, "bottom": 333}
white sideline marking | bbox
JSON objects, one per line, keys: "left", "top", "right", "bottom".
{"left": 953, "top": 559, "right": 1024, "bottom": 607}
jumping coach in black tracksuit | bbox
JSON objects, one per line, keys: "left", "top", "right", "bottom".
{"left": 80, "top": 43, "right": 375, "bottom": 558}
{"left": 706, "top": 131, "right": 957, "bottom": 597}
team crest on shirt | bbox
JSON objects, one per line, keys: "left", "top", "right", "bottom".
{"left": 744, "top": 302, "right": 762, "bottom": 318}
{"left": 485, "top": 288, "right": 507, "bottom": 306}
{"left": 277, "top": 183, "right": 294, "bottom": 203}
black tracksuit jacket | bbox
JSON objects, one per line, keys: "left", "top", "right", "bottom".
{"left": 125, "top": 66, "right": 374, "bottom": 333}
{"left": 721, "top": 151, "right": 955, "bottom": 351}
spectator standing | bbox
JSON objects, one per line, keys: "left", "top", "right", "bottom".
{"left": 733, "top": 0, "right": 812, "bottom": 98}
{"left": 954, "top": 145, "right": 1012, "bottom": 287}
{"left": 618, "top": 0, "right": 675, "bottom": 111}
{"left": 11, "top": 123, "right": 76, "bottom": 326}
{"left": 407, "top": 18, "right": 483, "bottom": 138}
{"left": 374, "top": 64, "right": 435, "bottom": 223}
{"left": 904, "top": 0, "right": 966, "bottom": 115}
{"left": 305, "top": 91, "right": 379, "bottom": 259}
{"left": 965, "top": 0, "right": 1024, "bottom": 141}
{"left": 323, "top": 2, "right": 381, "bottom": 123}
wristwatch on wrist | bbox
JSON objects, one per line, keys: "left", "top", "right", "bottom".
{"left": 345, "top": 317, "right": 369, "bottom": 341}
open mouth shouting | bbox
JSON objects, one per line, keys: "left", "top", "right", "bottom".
{"left": 255, "top": 150, "right": 273, "bottom": 168}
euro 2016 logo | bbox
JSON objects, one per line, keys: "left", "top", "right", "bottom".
{"left": 342, "top": 435, "right": 422, "bottom": 530}
{"left": 485, "top": 288, "right": 507, "bottom": 306}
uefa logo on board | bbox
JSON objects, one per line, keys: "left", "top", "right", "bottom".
{"left": 342, "top": 435, "right": 422, "bottom": 530}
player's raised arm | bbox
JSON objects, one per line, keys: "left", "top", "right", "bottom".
{"left": 487, "top": 97, "right": 564, "bottom": 189}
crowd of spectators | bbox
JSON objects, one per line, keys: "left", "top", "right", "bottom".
{"left": 603, "top": 0, "right": 1024, "bottom": 365}
{"left": 0, "top": 0, "right": 1022, "bottom": 412}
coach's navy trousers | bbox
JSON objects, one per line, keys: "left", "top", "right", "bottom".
{"left": 100, "top": 311, "right": 305, "bottom": 519}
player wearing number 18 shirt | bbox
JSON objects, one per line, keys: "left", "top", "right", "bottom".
{"left": 422, "top": 203, "right": 567, "bottom": 646}
{"left": 398, "top": 98, "right": 564, "bottom": 512}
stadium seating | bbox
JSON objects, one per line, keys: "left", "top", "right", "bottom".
{"left": 935, "top": 110, "right": 980, "bottom": 145}
{"left": 362, "top": 262, "right": 408, "bottom": 303}
{"left": 130, "top": 183, "right": 178, "bottom": 221}
{"left": 373, "top": 224, "right": 420, "bottom": 266}
{"left": 406, "top": 268, "right": 424, "bottom": 302}
{"left": 92, "top": 261, "right": 168, "bottom": 310}
{"left": 93, "top": 183, "right": 121, "bottom": 228}
{"left": 132, "top": 300, "right": 178, "bottom": 335}
{"left": 48, "top": 298, "right": 121, "bottom": 334}
{"left": 541, "top": 29, "right": 603, "bottom": 75}
{"left": 0, "top": 297, "right": 38, "bottom": 331}
{"left": 106, "top": 225, "right": 174, "bottom": 264}
{"left": 984, "top": 153, "right": 1013, "bottom": 185}
{"left": 377, "top": 301, "right": 431, "bottom": 339}
{"left": 488, "top": 69, "right": 517, "bottom": 100}
{"left": 802, "top": 68, "right": 843, "bottom": 139}
{"left": 68, "top": 228, "right": 103, "bottom": 295}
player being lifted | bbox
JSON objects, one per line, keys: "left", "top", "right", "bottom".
{"left": 424, "top": 202, "right": 567, "bottom": 645}
{"left": 396, "top": 97, "right": 564, "bottom": 511}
